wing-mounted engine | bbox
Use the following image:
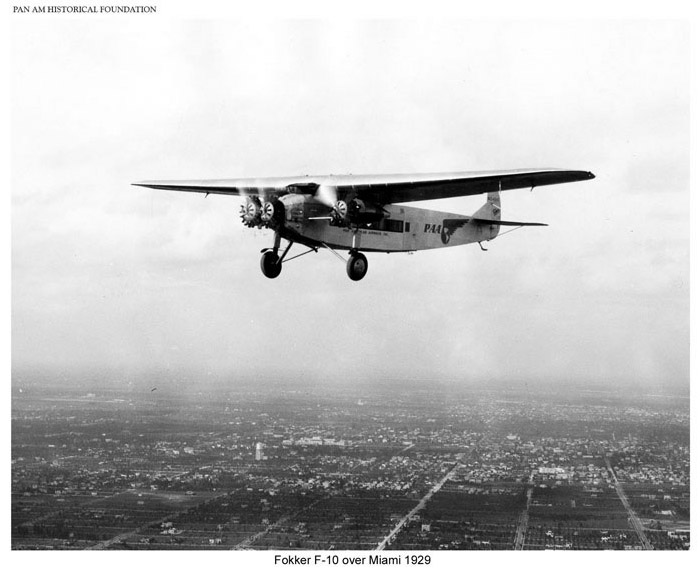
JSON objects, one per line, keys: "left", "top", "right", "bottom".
{"left": 306, "top": 184, "right": 385, "bottom": 228}
{"left": 329, "top": 198, "right": 384, "bottom": 227}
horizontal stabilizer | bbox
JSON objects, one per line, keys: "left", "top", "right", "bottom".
{"left": 471, "top": 218, "right": 547, "bottom": 227}
{"left": 443, "top": 218, "right": 547, "bottom": 232}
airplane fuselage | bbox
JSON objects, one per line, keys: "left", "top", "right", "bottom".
{"left": 277, "top": 194, "right": 498, "bottom": 253}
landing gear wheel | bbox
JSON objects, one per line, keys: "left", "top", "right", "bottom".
{"left": 260, "top": 251, "right": 282, "bottom": 279}
{"left": 346, "top": 251, "right": 368, "bottom": 281}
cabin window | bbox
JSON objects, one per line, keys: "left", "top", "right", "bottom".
{"left": 404, "top": 222, "right": 411, "bottom": 233}
{"left": 381, "top": 219, "right": 404, "bottom": 233}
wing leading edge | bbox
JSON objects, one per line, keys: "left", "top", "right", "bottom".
{"left": 132, "top": 169, "right": 594, "bottom": 204}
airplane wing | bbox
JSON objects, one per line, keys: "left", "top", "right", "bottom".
{"left": 133, "top": 169, "right": 594, "bottom": 203}
{"left": 131, "top": 176, "right": 316, "bottom": 197}
{"left": 345, "top": 169, "right": 594, "bottom": 205}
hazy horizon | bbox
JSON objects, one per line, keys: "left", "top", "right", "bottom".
{"left": 11, "top": 363, "right": 690, "bottom": 399}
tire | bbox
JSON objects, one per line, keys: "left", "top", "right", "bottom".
{"left": 260, "top": 251, "right": 282, "bottom": 279}
{"left": 346, "top": 252, "right": 368, "bottom": 281}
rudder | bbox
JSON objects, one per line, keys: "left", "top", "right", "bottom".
{"left": 470, "top": 191, "right": 501, "bottom": 240}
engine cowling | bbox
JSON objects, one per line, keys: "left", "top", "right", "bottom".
{"left": 240, "top": 196, "right": 286, "bottom": 229}
{"left": 240, "top": 197, "right": 262, "bottom": 227}
{"left": 331, "top": 198, "right": 383, "bottom": 226}
{"left": 260, "top": 199, "right": 285, "bottom": 228}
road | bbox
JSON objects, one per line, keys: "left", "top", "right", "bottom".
{"left": 375, "top": 459, "right": 462, "bottom": 551}
{"left": 513, "top": 474, "right": 534, "bottom": 550}
{"left": 605, "top": 457, "right": 653, "bottom": 550}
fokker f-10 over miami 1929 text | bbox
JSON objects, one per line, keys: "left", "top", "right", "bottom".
{"left": 133, "top": 169, "right": 595, "bottom": 281}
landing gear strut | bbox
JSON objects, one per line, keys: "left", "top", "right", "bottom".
{"left": 346, "top": 251, "right": 368, "bottom": 281}
{"left": 259, "top": 233, "right": 369, "bottom": 281}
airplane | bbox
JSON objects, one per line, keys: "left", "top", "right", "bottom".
{"left": 133, "top": 169, "right": 594, "bottom": 281}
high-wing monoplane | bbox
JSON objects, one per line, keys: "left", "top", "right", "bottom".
{"left": 133, "top": 169, "right": 594, "bottom": 281}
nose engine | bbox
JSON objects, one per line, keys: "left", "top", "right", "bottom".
{"left": 240, "top": 197, "right": 284, "bottom": 229}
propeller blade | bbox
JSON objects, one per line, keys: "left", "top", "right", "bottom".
{"left": 315, "top": 184, "right": 338, "bottom": 208}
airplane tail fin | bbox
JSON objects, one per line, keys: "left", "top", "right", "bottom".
{"left": 470, "top": 190, "right": 547, "bottom": 231}
{"left": 442, "top": 190, "right": 546, "bottom": 245}
{"left": 470, "top": 191, "right": 502, "bottom": 239}
{"left": 471, "top": 191, "right": 502, "bottom": 221}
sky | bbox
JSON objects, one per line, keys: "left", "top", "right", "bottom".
{"left": 10, "top": 16, "right": 689, "bottom": 393}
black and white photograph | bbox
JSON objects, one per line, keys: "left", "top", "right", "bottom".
{"left": 6, "top": 0, "right": 694, "bottom": 571}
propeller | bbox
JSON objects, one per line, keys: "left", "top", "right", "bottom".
{"left": 261, "top": 201, "right": 276, "bottom": 222}
{"left": 239, "top": 182, "right": 281, "bottom": 227}
{"left": 313, "top": 184, "right": 350, "bottom": 225}
{"left": 240, "top": 196, "right": 262, "bottom": 227}
{"left": 333, "top": 200, "right": 348, "bottom": 222}
{"left": 315, "top": 184, "right": 338, "bottom": 208}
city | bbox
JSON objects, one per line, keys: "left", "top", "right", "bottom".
{"left": 11, "top": 374, "right": 689, "bottom": 551}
